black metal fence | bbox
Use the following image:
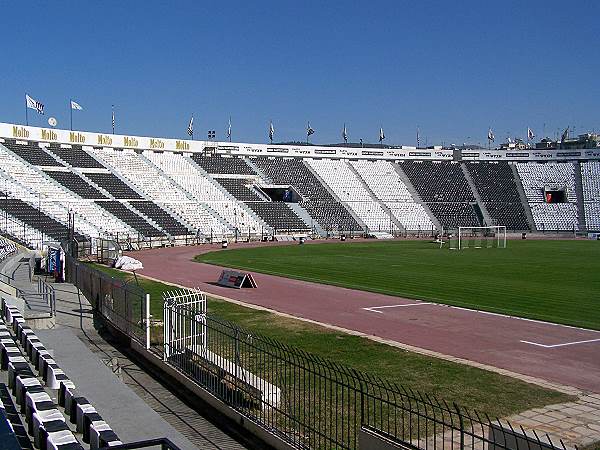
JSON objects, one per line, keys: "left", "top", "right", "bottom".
{"left": 65, "top": 254, "right": 147, "bottom": 344}
{"left": 164, "top": 306, "right": 570, "bottom": 450}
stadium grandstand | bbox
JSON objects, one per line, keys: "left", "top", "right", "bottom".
{"left": 2, "top": 121, "right": 600, "bottom": 450}
{"left": 1, "top": 123, "right": 599, "bottom": 251}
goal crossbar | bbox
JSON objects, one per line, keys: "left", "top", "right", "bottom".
{"left": 452, "top": 226, "right": 507, "bottom": 250}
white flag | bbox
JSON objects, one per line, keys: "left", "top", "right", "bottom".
{"left": 227, "top": 117, "right": 232, "bottom": 139}
{"left": 26, "top": 94, "right": 44, "bottom": 114}
{"left": 70, "top": 100, "right": 83, "bottom": 110}
{"left": 342, "top": 123, "right": 348, "bottom": 143}
{"left": 187, "top": 116, "right": 194, "bottom": 137}
{"left": 307, "top": 122, "right": 315, "bottom": 136}
{"left": 527, "top": 127, "right": 535, "bottom": 140}
{"left": 488, "top": 128, "right": 495, "bottom": 142}
{"left": 379, "top": 127, "right": 385, "bottom": 143}
{"left": 269, "top": 121, "right": 274, "bottom": 141}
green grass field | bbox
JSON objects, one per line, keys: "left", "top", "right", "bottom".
{"left": 196, "top": 239, "right": 600, "bottom": 330}
{"left": 88, "top": 263, "right": 572, "bottom": 418}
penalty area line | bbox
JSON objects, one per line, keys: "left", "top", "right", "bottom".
{"left": 362, "top": 303, "right": 432, "bottom": 314}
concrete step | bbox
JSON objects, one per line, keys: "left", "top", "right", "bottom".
{"left": 574, "top": 162, "right": 587, "bottom": 232}
{"left": 510, "top": 163, "right": 537, "bottom": 231}
{"left": 392, "top": 164, "right": 442, "bottom": 230}
{"left": 346, "top": 161, "right": 405, "bottom": 233}
{"left": 461, "top": 163, "right": 493, "bottom": 226}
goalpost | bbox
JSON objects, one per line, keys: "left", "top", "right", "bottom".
{"left": 448, "top": 226, "right": 507, "bottom": 250}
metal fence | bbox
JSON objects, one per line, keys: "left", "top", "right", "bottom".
{"left": 65, "top": 253, "right": 147, "bottom": 344}
{"left": 163, "top": 300, "right": 570, "bottom": 450}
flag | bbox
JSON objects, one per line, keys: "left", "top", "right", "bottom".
{"left": 307, "top": 122, "right": 315, "bottom": 137}
{"left": 187, "top": 116, "right": 194, "bottom": 137}
{"left": 112, "top": 106, "right": 115, "bottom": 133}
{"left": 342, "top": 123, "right": 348, "bottom": 143}
{"left": 26, "top": 94, "right": 44, "bottom": 114}
{"left": 416, "top": 126, "right": 420, "bottom": 147}
{"left": 227, "top": 117, "right": 231, "bottom": 140}
{"left": 269, "top": 121, "right": 274, "bottom": 141}
{"left": 527, "top": 127, "right": 535, "bottom": 140}
{"left": 487, "top": 128, "right": 495, "bottom": 142}
{"left": 561, "top": 127, "right": 569, "bottom": 142}
{"left": 379, "top": 127, "right": 385, "bottom": 143}
{"left": 70, "top": 100, "right": 83, "bottom": 110}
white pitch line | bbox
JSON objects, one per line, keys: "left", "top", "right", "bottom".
{"left": 520, "top": 338, "right": 600, "bottom": 348}
{"left": 362, "top": 303, "right": 432, "bottom": 314}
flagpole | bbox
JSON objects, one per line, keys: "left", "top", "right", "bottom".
{"left": 70, "top": 99, "right": 73, "bottom": 131}
{"left": 112, "top": 105, "right": 115, "bottom": 134}
{"left": 25, "top": 94, "right": 29, "bottom": 126}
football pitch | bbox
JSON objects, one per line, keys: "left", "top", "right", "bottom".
{"left": 197, "top": 239, "right": 600, "bottom": 330}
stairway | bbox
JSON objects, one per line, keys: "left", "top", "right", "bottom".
{"left": 392, "top": 163, "right": 442, "bottom": 230}
{"left": 574, "top": 162, "right": 587, "bottom": 232}
{"left": 303, "top": 161, "right": 367, "bottom": 230}
{"left": 244, "top": 157, "right": 273, "bottom": 183}
{"left": 287, "top": 203, "right": 327, "bottom": 236}
{"left": 184, "top": 156, "right": 268, "bottom": 231}
{"left": 346, "top": 162, "right": 405, "bottom": 233}
{"left": 510, "top": 163, "right": 537, "bottom": 231}
{"left": 461, "top": 163, "right": 493, "bottom": 226}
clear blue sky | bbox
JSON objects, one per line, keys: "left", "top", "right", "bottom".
{"left": 1, "top": 1, "right": 598, "bottom": 146}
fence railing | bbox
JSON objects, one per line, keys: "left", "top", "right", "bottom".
{"left": 65, "top": 253, "right": 147, "bottom": 344}
{"left": 164, "top": 306, "right": 570, "bottom": 450}
{"left": 36, "top": 277, "right": 56, "bottom": 316}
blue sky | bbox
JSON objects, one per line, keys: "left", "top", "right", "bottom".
{"left": 1, "top": 1, "right": 598, "bottom": 146}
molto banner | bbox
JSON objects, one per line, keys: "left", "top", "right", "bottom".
{"left": 0, "top": 122, "right": 201, "bottom": 153}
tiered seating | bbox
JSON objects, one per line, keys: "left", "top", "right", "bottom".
{"left": 216, "top": 178, "right": 264, "bottom": 201}
{"left": 400, "top": 161, "right": 480, "bottom": 229}
{"left": 0, "top": 237, "right": 17, "bottom": 261}
{"left": 0, "top": 195, "right": 87, "bottom": 242}
{"left": 191, "top": 154, "right": 255, "bottom": 175}
{"left": 144, "top": 151, "right": 259, "bottom": 233}
{"left": 246, "top": 203, "right": 308, "bottom": 231}
{"left": 91, "top": 149, "right": 229, "bottom": 236}
{"left": 254, "top": 157, "right": 362, "bottom": 232}
{"left": 46, "top": 145, "right": 105, "bottom": 169}
{"left": 0, "top": 145, "right": 133, "bottom": 238}
{"left": 84, "top": 173, "right": 143, "bottom": 200}
{"left": 466, "top": 162, "right": 529, "bottom": 230}
{"left": 428, "top": 203, "right": 479, "bottom": 228}
{"left": 1, "top": 140, "right": 62, "bottom": 167}
{"left": 0, "top": 301, "right": 122, "bottom": 450}
{"left": 0, "top": 212, "right": 49, "bottom": 250}
{"left": 581, "top": 161, "right": 600, "bottom": 230}
{"left": 400, "top": 161, "right": 474, "bottom": 202}
{"left": 351, "top": 160, "right": 434, "bottom": 231}
{"left": 95, "top": 201, "right": 164, "bottom": 238}
{"left": 43, "top": 171, "right": 108, "bottom": 200}
{"left": 128, "top": 201, "right": 189, "bottom": 236}
{"left": 516, "top": 162, "right": 579, "bottom": 231}
{"left": 307, "top": 159, "right": 394, "bottom": 231}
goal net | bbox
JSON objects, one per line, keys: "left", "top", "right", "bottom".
{"left": 448, "top": 226, "right": 506, "bottom": 250}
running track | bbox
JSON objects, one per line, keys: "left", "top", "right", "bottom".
{"left": 128, "top": 242, "right": 600, "bottom": 393}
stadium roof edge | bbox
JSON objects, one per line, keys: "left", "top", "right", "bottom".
{"left": 1, "top": 122, "right": 599, "bottom": 162}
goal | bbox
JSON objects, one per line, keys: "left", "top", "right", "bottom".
{"left": 448, "top": 226, "right": 507, "bottom": 250}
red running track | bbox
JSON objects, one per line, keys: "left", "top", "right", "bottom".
{"left": 128, "top": 242, "right": 600, "bottom": 393}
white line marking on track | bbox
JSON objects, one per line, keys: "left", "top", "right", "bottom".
{"left": 362, "top": 303, "right": 432, "bottom": 314}
{"left": 520, "top": 338, "right": 600, "bottom": 348}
